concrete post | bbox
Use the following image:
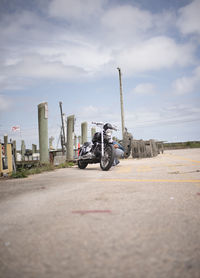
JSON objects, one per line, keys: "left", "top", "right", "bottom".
{"left": 146, "top": 144, "right": 152, "bottom": 157}
{"left": 138, "top": 141, "right": 141, "bottom": 158}
{"left": 131, "top": 140, "right": 136, "bottom": 158}
{"left": 63, "top": 113, "right": 67, "bottom": 145}
{"left": 21, "top": 140, "right": 26, "bottom": 161}
{"left": 32, "top": 144, "right": 37, "bottom": 154}
{"left": 91, "top": 127, "right": 96, "bottom": 140}
{"left": 49, "top": 136, "right": 54, "bottom": 150}
{"left": 150, "top": 140, "right": 154, "bottom": 157}
{"left": 140, "top": 140, "right": 146, "bottom": 158}
{"left": 81, "top": 122, "right": 88, "bottom": 144}
{"left": 4, "top": 134, "right": 8, "bottom": 145}
{"left": 4, "top": 135, "right": 8, "bottom": 168}
{"left": 74, "top": 135, "right": 78, "bottom": 158}
{"left": 66, "top": 115, "right": 75, "bottom": 161}
{"left": 11, "top": 140, "right": 16, "bottom": 173}
{"left": 74, "top": 135, "right": 77, "bottom": 147}
{"left": 13, "top": 140, "right": 17, "bottom": 162}
{"left": 38, "top": 102, "right": 49, "bottom": 164}
{"left": 151, "top": 140, "right": 158, "bottom": 156}
{"left": 161, "top": 143, "right": 164, "bottom": 154}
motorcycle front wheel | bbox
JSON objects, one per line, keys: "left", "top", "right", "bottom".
{"left": 78, "top": 160, "right": 88, "bottom": 169}
{"left": 100, "top": 144, "right": 114, "bottom": 171}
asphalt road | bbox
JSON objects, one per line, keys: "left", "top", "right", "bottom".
{"left": 0, "top": 149, "right": 200, "bottom": 278}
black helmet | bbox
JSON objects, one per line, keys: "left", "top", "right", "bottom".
{"left": 103, "top": 123, "right": 113, "bottom": 131}
{"left": 92, "top": 132, "right": 101, "bottom": 143}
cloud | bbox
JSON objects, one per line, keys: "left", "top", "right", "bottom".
{"left": 177, "top": 0, "right": 200, "bottom": 35}
{"left": 74, "top": 102, "right": 200, "bottom": 138}
{"left": 9, "top": 54, "right": 86, "bottom": 79}
{"left": 0, "top": 0, "right": 198, "bottom": 92}
{"left": 172, "top": 66, "right": 200, "bottom": 94}
{"left": 0, "top": 54, "right": 87, "bottom": 91}
{"left": 101, "top": 5, "right": 153, "bottom": 40}
{"left": 0, "top": 95, "right": 12, "bottom": 112}
{"left": 116, "top": 36, "right": 195, "bottom": 74}
{"left": 48, "top": 0, "right": 105, "bottom": 21}
{"left": 131, "top": 83, "right": 156, "bottom": 95}
{"left": 76, "top": 105, "right": 119, "bottom": 123}
{"left": 35, "top": 43, "right": 112, "bottom": 73}
{"left": 0, "top": 44, "right": 112, "bottom": 91}
{"left": 125, "top": 104, "right": 200, "bottom": 129}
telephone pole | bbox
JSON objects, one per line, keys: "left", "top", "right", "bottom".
{"left": 117, "top": 67, "right": 125, "bottom": 139}
{"left": 59, "top": 101, "right": 66, "bottom": 154}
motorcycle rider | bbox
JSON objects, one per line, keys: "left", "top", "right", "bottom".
{"left": 113, "top": 141, "right": 124, "bottom": 166}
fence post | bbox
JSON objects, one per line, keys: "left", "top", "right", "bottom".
{"left": 81, "top": 122, "right": 88, "bottom": 144}
{"left": 4, "top": 135, "right": 8, "bottom": 168}
{"left": 32, "top": 144, "right": 37, "bottom": 154}
{"left": 38, "top": 102, "right": 49, "bottom": 163}
{"left": 91, "top": 127, "right": 96, "bottom": 140}
{"left": 12, "top": 140, "right": 17, "bottom": 169}
{"left": 74, "top": 135, "right": 78, "bottom": 158}
{"left": 66, "top": 115, "right": 75, "bottom": 161}
{"left": 21, "top": 140, "right": 26, "bottom": 161}
{"left": 78, "top": 136, "right": 81, "bottom": 145}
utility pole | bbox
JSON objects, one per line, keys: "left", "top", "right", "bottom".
{"left": 117, "top": 67, "right": 125, "bottom": 139}
{"left": 59, "top": 101, "right": 66, "bottom": 154}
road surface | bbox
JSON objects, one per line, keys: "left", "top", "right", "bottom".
{"left": 0, "top": 148, "right": 200, "bottom": 278}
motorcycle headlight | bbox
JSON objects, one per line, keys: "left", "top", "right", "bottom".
{"left": 106, "top": 129, "right": 112, "bottom": 137}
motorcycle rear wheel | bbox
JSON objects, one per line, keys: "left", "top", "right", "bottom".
{"left": 78, "top": 160, "right": 88, "bottom": 169}
{"left": 100, "top": 144, "right": 114, "bottom": 171}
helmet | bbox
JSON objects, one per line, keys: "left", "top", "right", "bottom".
{"left": 92, "top": 132, "right": 101, "bottom": 143}
{"left": 103, "top": 123, "right": 113, "bottom": 131}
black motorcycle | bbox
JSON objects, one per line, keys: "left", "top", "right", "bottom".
{"left": 78, "top": 122, "right": 117, "bottom": 171}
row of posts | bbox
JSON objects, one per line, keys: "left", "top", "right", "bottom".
{"left": 38, "top": 102, "right": 164, "bottom": 164}
{"left": 2, "top": 103, "right": 91, "bottom": 166}
{"left": 3, "top": 136, "right": 37, "bottom": 161}
{"left": 38, "top": 102, "right": 95, "bottom": 163}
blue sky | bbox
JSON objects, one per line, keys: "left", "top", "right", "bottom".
{"left": 0, "top": 0, "right": 200, "bottom": 148}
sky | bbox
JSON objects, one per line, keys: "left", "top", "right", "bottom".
{"left": 0, "top": 0, "right": 200, "bottom": 149}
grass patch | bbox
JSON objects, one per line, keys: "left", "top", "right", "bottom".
{"left": 11, "top": 161, "right": 75, "bottom": 179}
{"left": 57, "top": 161, "right": 75, "bottom": 168}
{"left": 164, "top": 141, "right": 200, "bottom": 149}
{"left": 11, "top": 169, "right": 28, "bottom": 178}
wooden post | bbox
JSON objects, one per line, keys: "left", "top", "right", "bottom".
{"left": 4, "top": 135, "right": 8, "bottom": 168}
{"left": 59, "top": 102, "right": 66, "bottom": 154}
{"left": 117, "top": 67, "right": 125, "bottom": 139}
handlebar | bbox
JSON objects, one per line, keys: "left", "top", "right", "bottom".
{"left": 112, "top": 126, "right": 118, "bottom": 131}
{"left": 92, "top": 121, "right": 104, "bottom": 126}
{"left": 92, "top": 122, "right": 118, "bottom": 131}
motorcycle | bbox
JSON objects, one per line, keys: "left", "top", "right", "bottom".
{"left": 77, "top": 122, "right": 117, "bottom": 171}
